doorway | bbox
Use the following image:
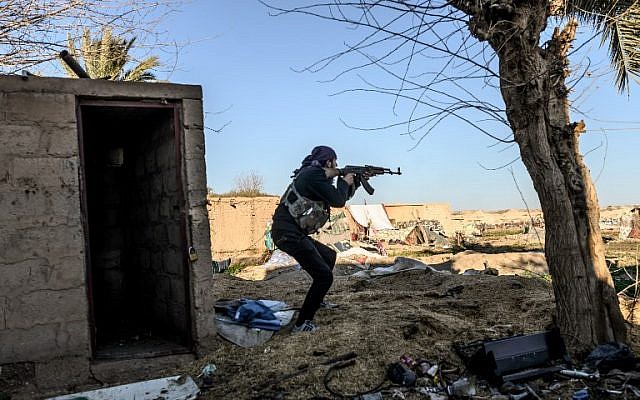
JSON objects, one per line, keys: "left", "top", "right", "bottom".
{"left": 78, "top": 101, "right": 193, "bottom": 359}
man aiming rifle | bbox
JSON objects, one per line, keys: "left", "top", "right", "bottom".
{"left": 271, "top": 146, "right": 401, "bottom": 333}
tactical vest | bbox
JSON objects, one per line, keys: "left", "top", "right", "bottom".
{"left": 281, "top": 178, "right": 330, "bottom": 234}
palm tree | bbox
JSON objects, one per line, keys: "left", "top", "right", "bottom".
{"left": 264, "top": 0, "right": 640, "bottom": 356}
{"left": 62, "top": 27, "right": 160, "bottom": 81}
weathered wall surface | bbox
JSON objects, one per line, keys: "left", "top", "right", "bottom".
{"left": 0, "top": 88, "right": 89, "bottom": 367}
{"left": 181, "top": 96, "right": 217, "bottom": 356}
{"left": 0, "top": 75, "right": 215, "bottom": 391}
{"left": 207, "top": 196, "right": 279, "bottom": 260}
{"left": 383, "top": 203, "right": 456, "bottom": 233}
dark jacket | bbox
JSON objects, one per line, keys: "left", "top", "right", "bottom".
{"left": 272, "top": 166, "right": 353, "bottom": 235}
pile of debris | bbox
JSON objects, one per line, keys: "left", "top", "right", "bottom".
{"left": 304, "top": 333, "right": 639, "bottom": 400}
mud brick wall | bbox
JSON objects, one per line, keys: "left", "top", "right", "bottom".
{"left": 384, "top": 203, "right": 459, "bottom": 234}
{"left": 207, "top": 196, "right": 279, "bottom": 260}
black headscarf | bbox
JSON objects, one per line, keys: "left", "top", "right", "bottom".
{"left": 293, "top": 145, "right": 337, "bottom": 176}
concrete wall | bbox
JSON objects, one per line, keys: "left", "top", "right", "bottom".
{"left": 0, "top": 83, "right": 88, "bottom": 366}
{"left": 0, "top": 75, "right": 214, "bottom": 391}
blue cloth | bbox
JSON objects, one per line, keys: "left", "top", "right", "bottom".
{"left": 264, "top": 223, "right": 275, "bottom": 251}
{"left": 227, "top": 299, "right": 277, "bottom": 323}
{"left": 249, "top": 318, "right": 282, "bottom": 331}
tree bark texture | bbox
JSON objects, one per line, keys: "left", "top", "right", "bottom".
{"left": 462, "top": 0, "right": 626, "bottom": 355}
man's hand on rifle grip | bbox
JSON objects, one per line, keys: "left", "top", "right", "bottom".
{"left": 333, "top": 168, "right": 354, "bottom": 185}
{"left": 341, "top": 173, "right": 355, "bottom": 186}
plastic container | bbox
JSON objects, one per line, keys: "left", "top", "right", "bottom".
{"left": 572, "top": 389, "right": 589, "bottom": 400}
{"left": 446, "top": 377, "right": 477, "bottom": 397}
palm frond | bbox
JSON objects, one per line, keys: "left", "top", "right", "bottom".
{"left": 81, "top": 28, "right": 104, "bottom": 80}
{"left": 565, "top": 0, "right": 640, "bottom": 92}
{"left": 123, "top": 56, "right": 160, "bottom": 81}
{"left": 60, "top": 33, "right": 78, "bottom": 78}
{"left": 62, "top": 28, "right": 160, "bottom": 82}
{"left": 603, "top": 3, "right": 640, "bottom": 91}
{"left": 99, "top": 27, "right": 113, "bottom": 79}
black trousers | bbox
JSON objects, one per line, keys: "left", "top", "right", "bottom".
{"left": 272, "top": 231, "right": 336, "bottom": 325}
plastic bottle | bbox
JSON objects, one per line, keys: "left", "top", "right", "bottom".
{"left": 446, "top": 377, "right": 477, "bottom": 397}
{"left": 572, "top": 388, "right": 589, "bottom": 400}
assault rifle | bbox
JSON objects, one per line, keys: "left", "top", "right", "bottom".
{"left": 339, "top": 165, "right": 401, "bottom": 195}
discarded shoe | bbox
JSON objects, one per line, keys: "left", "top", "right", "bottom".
{"left": 292, "top": 320, "right": 319, "bottom": 333}
{"left": 320, "top": 301, "right": 339, "bottom": 309}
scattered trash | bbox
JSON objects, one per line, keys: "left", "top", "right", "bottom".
{"left": 387, "top": 362, "right": 416, "bottom": 386}
{"left": 510, "top": 392, "right": 529, "bottom": 400}
{"left": 352, "top": 257, "right": 437, "bottom": 278}
{"left": 197, "top": 363, "right": 217, "bottom": 389}
{"left": 390, "top": 388, "right": 406, "bottom": 399}
{"left": 47, "top": 375, "right": 199, "bottom": 400}
{"left": 446, "top": 376, "right": 477, "bottom": 397}
{"left": 262, "top": 249, "right": 300, "bottom": 270}
{"left": 332, "top": 240, "right": 352, "bottom": 252}
{"left": 426, "top": 364, "right": 439, "bottom": 378}
{"left": 571, "top": 388, "right": 589, "bottom": 400}
{"left": 375, "top": 240, "right": 387, "bottom": 256}
{"left": 416, "top": 359, "right": 432, "bottom": 376}
{"left": 524, "top": 383, "right": 542, "bottom": 400}
{"left": 417, "top": 386, "right": 441, "bottom": 394}
{"left": 584, "top": 342, "right": 637, "bottom": 373}
{"left": 558, "top": 369, "right": 599, "bottom": 380}
{"left": 213, "top": 257, "right": 231, "bottom": 273}
{"left": 360, "top": 391, "right": 383, "bottom": 400}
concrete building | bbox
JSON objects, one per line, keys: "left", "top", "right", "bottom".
{"left": 0, "top": 75, "right": 215, "bottom": 392}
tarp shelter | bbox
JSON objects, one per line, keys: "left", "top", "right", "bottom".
{"left": 620, "top": 208, "right": 640, "bottom": 239}
{"left": 0, "top": 75, "right": 216, "bottom": 393}
{"left": 347, "top": 204, "right": 395, "bottom": 234}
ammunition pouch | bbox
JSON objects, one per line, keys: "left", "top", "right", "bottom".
{"left": 282, "top": 180, "right": 329, "bottom": 234}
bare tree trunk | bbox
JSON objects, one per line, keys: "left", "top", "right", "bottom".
{"left": 490, "top": 10, "right": 626, "bottom": 355}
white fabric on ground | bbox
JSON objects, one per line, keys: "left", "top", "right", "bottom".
{"left": 352, "top": 257, "right": 442, "bottom": 278}
{"left": 264, "top": 249, "right": 300, "bottom": 270}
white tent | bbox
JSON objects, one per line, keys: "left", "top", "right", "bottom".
{"left": 347, "top": 204, "right": 394, "bottom": 231}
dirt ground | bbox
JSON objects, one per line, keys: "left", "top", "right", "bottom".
{"left": 170, "top": 248, "right": 640, "bottom": 400}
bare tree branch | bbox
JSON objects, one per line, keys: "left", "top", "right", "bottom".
{"left": 262, "top": 0, "right": 512, "bottom": 150}
{"left": 0, "top": 0, "right": 184, "bottom": 74}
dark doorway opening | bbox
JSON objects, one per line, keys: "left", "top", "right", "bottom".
{"left": 78, "top": 102, "right": 192, "bottom": 359}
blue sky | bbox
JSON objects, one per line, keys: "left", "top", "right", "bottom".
{"left": 158, "top": 1, "right": 639, "bottom": 211}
